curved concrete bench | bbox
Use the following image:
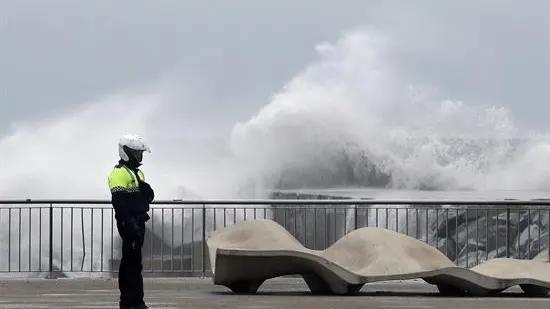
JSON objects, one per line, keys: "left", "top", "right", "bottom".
{"left": 206, "top": 219, "right": 550, "bottom": 296}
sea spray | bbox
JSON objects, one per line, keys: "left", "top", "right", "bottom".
{"left": 230, "top": 27, "right": 550, "bottom": 265}
{"left": 0, "top": 91, "right": 162, "bottom": 275}
{"left": 230, "top": 27, "right": 550, "bottom": 192}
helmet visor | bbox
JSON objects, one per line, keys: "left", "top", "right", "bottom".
{"left": 125, "top": 147, "right": 146, "bottom": 162}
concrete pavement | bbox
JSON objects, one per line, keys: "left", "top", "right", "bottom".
{"left": 1, "top": 277, "right": 549, "bottom": 308}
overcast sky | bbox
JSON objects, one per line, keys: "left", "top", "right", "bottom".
{"left": 1, "top": 0, "right": 549, "bottom": 135}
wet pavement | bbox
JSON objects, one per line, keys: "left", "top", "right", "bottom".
{"left": 1, "top": 277, "right": 549, "bottom": 308}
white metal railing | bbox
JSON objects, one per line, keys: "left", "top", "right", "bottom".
{"left": 0, "top": 199, "right": 549, "bottom": 278}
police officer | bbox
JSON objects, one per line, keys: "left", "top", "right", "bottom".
{"left": 108, "top": 134, "right": 155, "bottom": 309}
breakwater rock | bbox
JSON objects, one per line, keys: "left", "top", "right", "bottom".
{"left": 269, "top": 191, "right": 550, "bottom": 267}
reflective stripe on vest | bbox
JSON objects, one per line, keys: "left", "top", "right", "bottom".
{"left": 121, "top": 165, "right": 141, "bottom": 192}
{"left": 121, "top": 165, "right": 137, "bottom": 189}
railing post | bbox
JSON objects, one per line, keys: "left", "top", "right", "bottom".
{"left": 202, "top": 203, "right": 206, "bottom": 278}
{"left": 354, "top": 204, "right": 358, "bottom": 230}
{"left": 506, "top": 208, "right": 511, "bottom": 258}
{"left": 47, "top": 202, "right": 54, "bottom": 279}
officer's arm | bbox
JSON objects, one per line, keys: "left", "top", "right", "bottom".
{"left": 111, "top": 191, "right": 132, "bottom": 220}
{"left": 108, "top": 171, "right": 132, "bottom": 221}
{"left": 139, "top": 181, "right": 155, "bottom": 203}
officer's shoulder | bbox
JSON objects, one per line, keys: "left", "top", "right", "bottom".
{"left": 108, "top": 165, "right": 128, "bottom": 177}
{"left": 137, "top": 169, "right": 145, "bottom": 180}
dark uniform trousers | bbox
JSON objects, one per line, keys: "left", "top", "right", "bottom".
{"left": 116, "top": 218, "right": 146, "bottom": 306}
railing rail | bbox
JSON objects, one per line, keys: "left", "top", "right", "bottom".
{"left": 1, "top": 198, "right": 550, "bottom": 205}
{"left": 1, "top": 199, "right": 549, "bottom": 278}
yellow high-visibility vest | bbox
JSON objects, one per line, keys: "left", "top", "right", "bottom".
{"left": 108, "top": 165, "right": 145, "bottom": 193}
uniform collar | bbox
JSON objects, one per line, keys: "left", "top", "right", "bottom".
{"left": 118, "top": 159, "right": 141, "bottom": 171}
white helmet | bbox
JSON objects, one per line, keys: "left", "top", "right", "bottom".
{"left": 118, "top": 134, "right": 151, "bottom": 162}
